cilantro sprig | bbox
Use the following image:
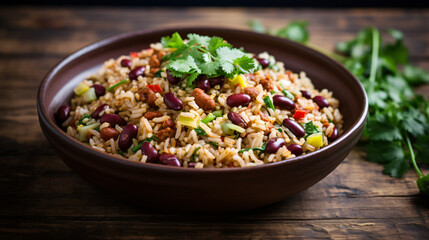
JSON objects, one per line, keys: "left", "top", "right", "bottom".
{"left": 161, "top": 32, "right": 258, "bottom": 88}
{"left": 249, "top": 21, "right": 429, "bottom": 196}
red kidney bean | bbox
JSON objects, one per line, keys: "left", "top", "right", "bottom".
{"left": 227, "top": 112, "right": 248, "bottom": 128}
{"left": 91, "top": 104, "right": 108, "bottom": 119}
{"left": 100, "top": 127, "right": 120, "bottom": 141}
{"left": 300, "top": 90, "right": 311, "bottom": 99}
{"left": 159, "top": 153, "right": 181, "bottom": 167}
{"left": 166, "top": 70, "right": 181, "bottom": 85}
{"left": 273, "top": 95, "right": 296, "bottom": 110}
{"left": 100, "top": 113, "right": 127, "bottom": 126}
{"left": 265, "top": 137, "right": 286, "bottom": 154}
{"left": 256, "top": 58, "right": 270, "bottom": 68}
{"left": 129, "top": 66, "right": 145, "bottom": 80}
{"left": 118, "top": 124, "right": 138, "bottom": 152}
{"left": 313, "top": 95, "right": 329, "bottom": 108}
{"left": 141, "top": 142, "right": 159, "bottom": 163}
{"left": 196, "top": 77, "right": 210, "bottom": 91}
{"left": 283, "top": 118, "right": 305, "bottom": 138}
{"left": 56, "top": 105, "right": 71, "bottom": 123}
{"left": 208, "top": 76, "right": 225, "bottom": 87}
{"left": 329, "top": 127, "right": 339, "bottom": 141}
{"left": 226, "top": 94, "right": 251, "bottom": 107}
{"left": 92, "top": 84, "right": 106, "bottom": 98}
{"left": 163, "top": 92, "right": 183, "bottom": 110}
{"left": 287, "top": 144, "right": 303, "bottom": 156}
{"left": 120, "top": 58, "right": 132, "bottom": 68}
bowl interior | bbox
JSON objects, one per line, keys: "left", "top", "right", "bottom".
{"left": 40, "top": 27, "right": 366, "bottom": 165}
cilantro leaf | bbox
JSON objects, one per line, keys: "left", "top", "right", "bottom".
{"left": 276, "top": 21, "right": 309, "bottom": 43}
{"left": 248, "top": 19, "right": 266, "bottom": 33}
{"left": 302, "top": 121, "right": 321, "bottom": 138}
{"left": 161, "top": 32, "right": 185, "bottom": 49}
{"left": 403, "top": 65, "right": 429, "bottom": 85}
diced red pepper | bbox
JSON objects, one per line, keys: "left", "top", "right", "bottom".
{"left": 293, "top": 110, "right": 307, "bottom": 119}
{"left": 147, "top": 84, "right": 163, "bottom": 93}
{"left": 130, "top": 52, "right": 139, "bottom": 58}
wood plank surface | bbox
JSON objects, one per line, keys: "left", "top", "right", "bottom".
{"left": 0, "top": 7, "right": 428, "bottom": 239}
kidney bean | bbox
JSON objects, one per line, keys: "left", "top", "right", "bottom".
{"left": 159, "top": 153, "right": 181, "bottom": 167}
{"left": 143, "top": 111, "right": 163, "bottom": 120}
{"left": 265, "top": 137, "right": 286, "bottom": 154}
{"left": 100, "top": 113, "right": 127, "bottom": 126}
{"left": 56, "top": 105, "right": 71, "bottom": 123}
{"left": 100, "top": 127, "right": 120, "bottom": 141}
{"left": 164, "top": 92, "right": 183, "bottom": 110}
{"left": 129, "top": 66, "right": 145, "bottom": 80}
{"left": 208, "top": 76, "right": 225, "bottom": 87}
{"left": 193, "top": 88, "right": 215, "bottom": 111}
{"left": 287, "top": 144, "right": 303, "bottom": 156}
{"left": 92, "top": 84, "right": 106, "bottom": 98}
{"left": 120, "top": 58, "right": 132, "bottom": 68}
{"left": 273, "top": 95, "right": 296, "bottom": 110}
{"left": 118, "top": 124, "right": 138, "bottom": 152}
{"left": 329, "top": 127, "right": 339, "bottom": 141}
{"left": 196, "top": 77, "right": 211, "bottom": 91}
{"left": 141, "top": 142, "right": 159, "bottom": 163}
{"left": 227, "top": 112, "right": 248, "bottom": 128}
{"left": 256, "top": 58, "right": 270, "bottom": 68}
{"left": 283, "top": 118, "right": 305, "bottom": 138}
{"left": 91, "top": 104, "right": 108, "bottom": 119}
{"left": 166, "top": 70, "right": 181, "bottom": 85}
{"left": 226, "top": 94, "right": 251, "bottom": 107}
{"left": 300, "top": 90, "right": 311, "bottom": 99}
{"left": 313, "top": 95, "right": 329, "bottom": 108}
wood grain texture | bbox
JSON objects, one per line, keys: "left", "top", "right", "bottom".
{"left": 0, "top": 7, "right": 428, "bottom": 239}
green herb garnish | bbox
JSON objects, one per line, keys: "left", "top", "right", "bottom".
{"left": 194, "top": 127, "right": 207, "bottom": 136}
{"left": 208, "top": 141, "right": 219, "bottom": 149}
{"left": 250, "top": 21, "right": 429, "bottom": 196}
{"left": 131, "top": 136, "right": 158, "bottom": 153}
{"left": 154, "top": 69, "right": 163, "bottom": 78}
{"left": 161, "top": 32, "right": 258, "bottom": 88}
{"left": 302, "top": 121, "right": 321, "bottom": 139}
{"left": 239, "top": 142, "right": 267, "bottom": 154}
{"left": 212, "top": 110, "right": 223, "bottom": 118}
{"left": 281, "top": 90, "right": 295, "bottom": 100}
{"left": 201, "top": 113, "right": 215, "bottom": 124}
{"left": 107, "top": 79, "right": 129, "bottom": 92}
{"left": 77, "top": 113, "right": 91, "bottom": 126}
{"left": 263, "top": 95, "right": 275, "bottom": 112}
{"left": 190, "top": 147, "right": 201, "bottom": 162}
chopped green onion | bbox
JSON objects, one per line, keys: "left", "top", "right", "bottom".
{"left": 74, "top": 82, "right": 89, "bottom": 96}
{"left": 281, "top": 90, "right": 295, "bottom": 100}
{"left": 278, "top": 128, "right": 283, "bottom": 132}
{"left": 77, "top": 113, "right": 91, "bottom": 126}
{"left": 107, "top": 79, "right": 129, "bottom": 92}
{"left": 178, "top": 115, "right": 199, "bottom": 129}
{"left": 239, "top": 142, "right": 267, "bottom": 153}
{"left": 190, "top": 147, "right": 201, "bottom": 162}
{"left": 212, "top": 110, "right": 223, "bottom": 118}
{"left": 208, "top": 141, "right": 219, "bottom": 148}
{"left": 270, "top": 90, "right": 276, "bottom": 94}
{"left": 201, "top": 113, "right": 215, "bottom": 124}
{"left": 194, "top": 127, "right": 207, "bottom": 136}
{"left": 82, "top": 87, "right": 97, "bottom": 103}
{"left": 221, "top": 123, "right": 245, "bottom": 135}
{"left": 263, "top": 95, "right": 275, "bottom": 112}
{"left": 131, "top": 136, "right": 158, "bottom": 153}
{"left": 77, "top": 122, "right": 100, "bottom": 142}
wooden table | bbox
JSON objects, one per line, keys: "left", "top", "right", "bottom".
{"left": 1, "top": 7, "right": 428, "bottom": 239}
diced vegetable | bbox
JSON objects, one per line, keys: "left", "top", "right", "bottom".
{"left": 77, "top": 122, "right": 100, "bottom": 142}
{"left": 212, "top": 110, "right": 223, "bottom": 118}
{"left": 147, "top": 84, "right": 163, "bottom": 93}
{"left": 178, "top": 114, "right": 199, "bottom": 129}
{"left": 154, "top": 69, "right": 163, "bottom": 78}
{"left": 107, "top": 79, "right": 129, "bottom": 92}
{"left": 228, "top": 74, "right": 247, "bottom": 88}
{"left": 221, "top": 123, "right": 245, "bottom": 135}
{"left": 208, "top": 141, "right": 219, "bottom": 148}
{"left": 194, "top": 127, "right": 207, "bottom": 136}
{"left": 307, "top": 133, "right": 324, "bottom": 148}
{"left": 74, "top": 82, "right": 89, "bottom": 96}
{"left": 190, "top": 147, "right": 201, "bottom": 162}
{"left": 263, "top": 95, "right": 275, "bottom": 112}
{"left": 201, "top": 113, "right": 215, "bottom": 124}
{"left": 293, "top": 110, "right": 307, "bottom": 119}
{"left": 302, "top": 121, "right": 321, "bottom": 138}
{"left": 281, "top": 90, "right": 295, "bottom": 100}
{"left": 239, "top": 142, "right": 267, "bottom": 153}
{"left": 130, "top": 52, "right": 139, "bottom": 58}
{"left": 77, "top": 113, "right": 91, "bottom": 126}
{"left": 82, "top": 87, "right": 97, "bottom": 103}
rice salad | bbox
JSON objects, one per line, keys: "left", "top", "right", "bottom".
{"left": 56, "top": 33, "right": 343, "bottom": 168}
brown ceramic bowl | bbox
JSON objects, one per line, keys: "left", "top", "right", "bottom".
{"left": 38, "top": 27, "right": 367, "bottom": 212}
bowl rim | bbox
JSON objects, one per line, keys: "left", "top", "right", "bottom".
{"left": 37, "top": 26, "right": 368, "bottom": 173}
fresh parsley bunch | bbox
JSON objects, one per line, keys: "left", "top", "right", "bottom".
{"left": 161, "top": 32, "right": 258, "bottom": 88}
{"left": 249, "top": 20, "right": 429, "bottom": 196}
